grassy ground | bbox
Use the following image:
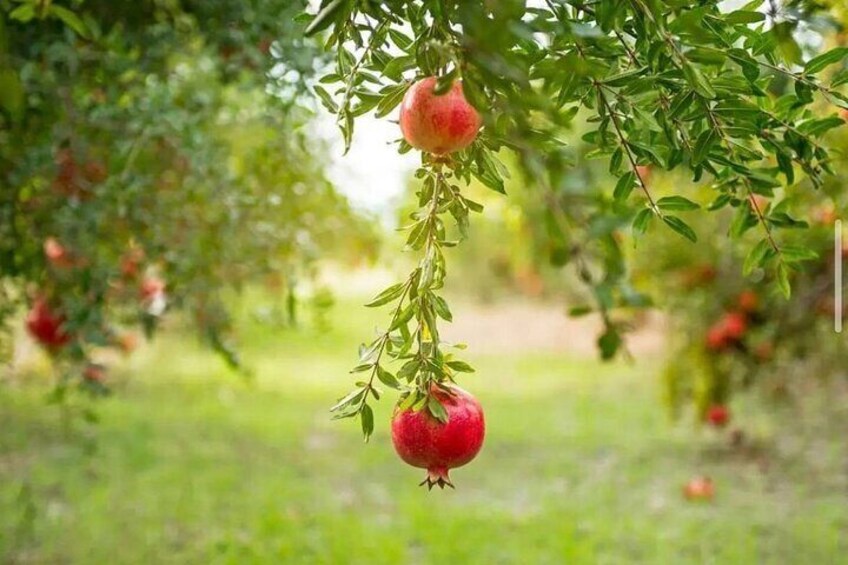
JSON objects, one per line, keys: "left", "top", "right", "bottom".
{"left": 1, "top": 293, "right": 847, "bottom": 564}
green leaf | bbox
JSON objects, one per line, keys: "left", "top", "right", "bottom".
{"left": 725, "top": 10, "right": 766, "bottom": 24}
{"left": 804, "top": 47, "right": 848, "bottom": 75}
{"left": 360, "top": 403, "right": 374, "bottom": 441}
{"left": 780, "top": 245, "right": 818, "bottom": 264}
{"left": 0, "top": 69, "right": 24, "bottom": 121}
{"left": 446, "top": 360, "right": 475, "bottom": 373}
{"left": 613, "top": 172, "right": 635, "bottom": 201}
{"left": 427, "top": 396, "right": 449, "bottom": 423}
{"left": 692, "top": 128, "right": 717, "bottom": 165}
{"left": 597, "top": 328, "right": 621, "bottom": 360}
{"left": 313, "top": 85, "right": 338, "bottom": 113}
{"left": 743, "top": 239, "right": 772, "bottom": 276}
{"left": 365, "top": 283, "right": 405, "bottom": 307}
{"left": 662, "top": 215, "right": 698, "bottom": 242}
{"left": 632, "top": 208, "right": 653, "bottom": 235}
{"left": 304, "top": 0, "right": 347, "bottom": 36}
{"left": 49, "top": 5, "right": 90, "bottom": 38}
{"left": 568, "top": 306, "right": 593, "bottom": 317}
{"left": 776, "top": 262, "right": 791, "bottom": 299}
{"left": 656, "top": 196, "right": 700, "bottom": 212}
{"left": 432, "top": 295, "right": 452, "bottom": 322}
{"left": 682, "top": 62, "right": 716, "bottom": 99}
{"left": 375, "top": 83, "right": 409, "bottom": 118}
{"left": 376, "top": 366, "right": 401, "bottom": 390}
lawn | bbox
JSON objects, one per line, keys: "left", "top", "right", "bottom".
{"left": 1, "top": 292, "right": 846, "bottom": 564}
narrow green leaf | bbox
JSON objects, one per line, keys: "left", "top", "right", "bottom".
{"left": 305, "top": 0, "right": 347, "bottom": 36}
{"left": 656, "top": 196, "right": 700, "bottom": 211}
{"left": 427, "top": 396, "right": 449, "bottom": 423}
{"left": 365, "top": 283, "right": 405, "bottom": 307}
{"left": 776, "top": 262, "right": 791, "bottom": 298}
{"left": 360, "top": 403, "right": 374, "bottom": 441}
{"left": 743, "top": 239, "right": 772, "bottom": 276}
{"left": 613, "top": 172, "right": 636, "bottom": 201}
{"left": 662, "top": 215, "right": 698, "bottom": 242}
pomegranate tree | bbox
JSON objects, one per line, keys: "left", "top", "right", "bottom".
{"left": 392, "top": 384, "right": 485, "bottom": 489}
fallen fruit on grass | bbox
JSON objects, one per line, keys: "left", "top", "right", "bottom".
{"left": 683, "top": 476, "right": 715, "bottom": 501}
{"left": 399, "top": 77, "right": 482, "bottom": 155}
{"left": 706, "top": 404, "right": 730, "bottom": 428}
{"left": 391, "top": 383, "right": 485, "bottom": 489}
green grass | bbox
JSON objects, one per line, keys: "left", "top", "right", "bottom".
{"left": 1, "top": 294, "right": 846, "bottom": 564}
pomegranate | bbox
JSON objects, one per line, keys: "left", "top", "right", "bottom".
{"left": 44, "top": 237, "right": 73, "bottom": 269}
{"left": 83, "top": 363, "right": 106, "bottom": 383}
{"left": 840, "top": 108, "right": 848, "bottom": 122}
{"left": 399, "top": 77, "right": 482, "bottom": 155}
{"left": 140, "top": 276, "right": 165, "bottom": 300}
{"left": 391, "top": 384, "right": 485, "bottom": 489}
{"left": 706, "top": 404, "right": 730, "bottom": 428}
{"left": 706, "top": 324, "right": 728, "bottom": 351}
{"left": 721, "top": 311, "right": 747, "bottom": 340}
{"left": 737, "top": 291, "right": 759, "bottom": 313}
{"left": 26, "top": 298, "right": 71, "bottom": 349}
{"left": 683, "top": 476, "right": 715, "bottom": 501}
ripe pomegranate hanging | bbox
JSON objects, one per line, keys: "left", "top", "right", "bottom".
{"left": 26, "top": 298, "right": 71, "bottom": 350}
{"left": 399, "top": 77, "right": 482, "bottom": 155}
{"left": 391, "top": 384, "right": 485, "bottom": 489}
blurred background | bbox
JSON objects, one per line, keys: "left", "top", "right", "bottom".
{"left": 1, "top": 0, "right": 847, "bottom": 563}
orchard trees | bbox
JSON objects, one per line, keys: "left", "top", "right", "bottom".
{"left": 0, "top": 2, "right": 377, "bottom": 398}
{"left": 306, "top": 0, "right": 847, "bottom": 474}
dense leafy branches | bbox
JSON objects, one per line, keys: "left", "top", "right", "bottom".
{"left": 308, "top": 0, "right": 847, "bottom": 434}
{"left": 0, "top": 1, "right": 376, "bottom": 392}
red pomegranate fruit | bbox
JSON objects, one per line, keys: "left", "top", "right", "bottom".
{"left": 26, "top": 298, "right": 71, "bottom": 349}
{"left": 721, "top": 311, "right": 747, "bottom": 340}
{"left": 399, "top": 77, "right": 482, "bottom": 155}
{"left": 706, "top": 324, "right": 728, "bottom": 351}
{"left": 706, "top": 404, "right": 730, "bottom": 428}
{"left": 391, "top": 384, "right": 485, "bottom": 489}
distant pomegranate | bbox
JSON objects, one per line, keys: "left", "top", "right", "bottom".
{"left": 83, "top": 363, "right": 106, "bottom": 383}
{"left": 635, "top": 165, "right": 652, "bottom": 185}
{"left": 706, "top": 324, "right": 729, "bottom": 351}
{"left": 26, "top": 298, "right": 71, "bottom": 349}
{"left": 721, "top": 311, "right": 747, "bottom": 340}
{"left": 392, "top": 384, "right": 485, "bottom": 489}
{"left": 399, "top": 77, "right": 482, "bottom": 155}
{"left": 706, "top": 404, "right": 730, "bottom": 428}
{"left": 683, "top": 476, "right": 715, "bottom": 501}
{"left": 737, "top": 291, "right": 759, "bottom": 313}
{"left": 121, "top": 247, "right": 145, "bottom": 279}
{"left": 140, "top": 276, "right": 165, "bottom": 300}
{"left": 43, "top": 237, "right": 73, "bottom": 269}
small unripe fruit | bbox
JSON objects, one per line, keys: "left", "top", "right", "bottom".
{"left": 399, "top": 77, "right": 482, "bottom": 155}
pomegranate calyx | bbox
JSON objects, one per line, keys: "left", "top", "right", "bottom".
{"left": 419, "top": 467, "right": 454, "bottom": 490}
